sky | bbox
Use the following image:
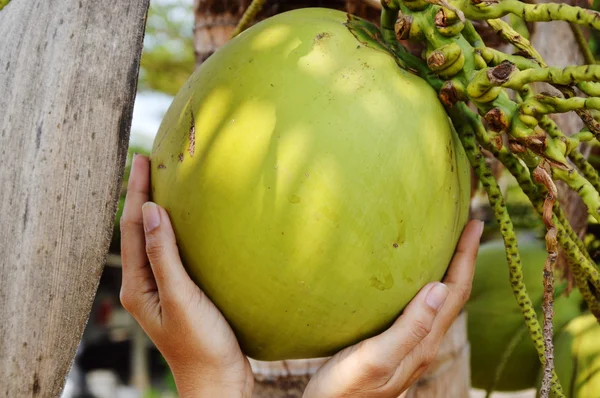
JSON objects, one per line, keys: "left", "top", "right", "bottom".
{"left": 130, "top": 91, "right": 174, "bottom": 151}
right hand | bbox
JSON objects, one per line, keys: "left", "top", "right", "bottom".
{"left": 303, "top": 220, "right": 483, "bottom": 398}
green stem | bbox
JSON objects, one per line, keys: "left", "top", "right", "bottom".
{"left": 479, "top": 14, "right": 600, "bottom": 138}
{"left": 570, "top": 23, "right": 596, "bottom": 65}
{"left": 578, "top": 81, "right": 600, "bottom": 97}
{"left": 524, "top": 95, "right": 600, "bottom": 114}
{"left": 485, "top": 18, "right": 544, "bottom": 65}
{"left": 552, "top": 167, "right": 600, "bottom": 223}
{"left": 462, "top": 20, "right": 484, "bottom": 47}
{"left": 230, "top": 0, "right": 267, "bottom": 38}
{"left": 488, "top": 64, "right": 600, "bottom": 91}
{"left": 570, "top": 149, "right": 600, "bottom": 194}
{"left": 486, "top": 282, "right": 569, "bottom": 397}
{"left": 380, "top": 0, "right": 400, "bottom": 44}
{"left": 459, "top": 104, "right": 600, "bottom": 305}
{"left": 478, "top": 47, "right": 540, "bottom": 70}
{"left": 450, "top": 105, "right": 565, "bottom": 397}
{"left": 453, "top": 0, "right": 600, "bottom": 32}
{"left": 538, "top": 117, "right": 600, "bottom": 195}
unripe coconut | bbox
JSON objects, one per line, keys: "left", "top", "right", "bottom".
{"left": 150, "top": 7, "right": 471, "bottom": 360}
{"left": 467, "top": 236, "right": 583, "bottom": 391}
{"left": 541, "top": 313, "right": 600, "bottom": 397}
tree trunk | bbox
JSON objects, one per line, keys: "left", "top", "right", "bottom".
{"left": 0, "top": 1, "right": 149, "bottom": 396}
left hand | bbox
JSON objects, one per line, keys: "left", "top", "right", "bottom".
{"left": 119, "top": 154, "right": 254, "bottom": 398}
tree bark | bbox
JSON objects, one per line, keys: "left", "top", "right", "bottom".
{"left": 0, "top": 1, "right": 149, "bottom": 396}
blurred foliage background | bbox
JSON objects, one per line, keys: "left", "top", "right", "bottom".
{"left": 139, "top": 0, "right": 195, "bottom": 96}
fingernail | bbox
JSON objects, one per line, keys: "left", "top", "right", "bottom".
{"left": 474, "top": 220, "right": 484, "bottom": 238}
{"left": 425, "top": 283, "right": 449, "bottom": 311}
{"left": 142, "top": 202, "right": 160, "bottom": 232}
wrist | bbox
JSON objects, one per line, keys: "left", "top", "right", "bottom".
{"left": 170, "top": 365, "right": 254, "bottom": 398}
{"left": 176, "top": 384, "right": 251, "bottom": 398}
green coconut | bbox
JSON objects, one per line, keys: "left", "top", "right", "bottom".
{"left": 150, "top": 7, "right": 471, "bottom": 361}
{"left": 467, "top": 236, "right": 584, "bottom": 392}
{"left": 541, "top": 313, "right": 600, "bottom": 397}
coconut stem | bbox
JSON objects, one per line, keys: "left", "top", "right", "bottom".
{"left": 451, "top": 0, "right": 600, "bottom": 31}
{"left": 459, "top": 103, "right": 600, "bottom": 317}
{"left": 570, "top": 22, "right": 596, "bottom": 65}
{"left": 532, "top": 164, "right": 558, "bottom": 397}
{"left": 484, "top": 64, "right": 600, "bottom": 91}
{"left": 485, "top": 18, "right": 544, "bottom": 65}
{"left": 523, "top": 95, "right": 600, "bottom": 115}
{"left": 230, "top": 0, "right": 267, "bottom": 38}
{"left": 478, "top": 17, "right": 600, "bottom": 137}
{"left": 478, "top": 47, "right": 540, "bottom": 70}
{"left": 552, "top": 167, "right": 600, "bottom": 223}
{"left": 383, "top": 0, "right": 600, "bottom": 385}
{"left": 486, "top": 282, "right": 570, "bottom": 398}
{"left": 449, "top": 105, "right": 565, "bottom": 397}
{"left": 570, "top": 149, "right": 600, "bottom": 194}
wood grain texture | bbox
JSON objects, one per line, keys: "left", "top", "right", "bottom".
{"left": 0, "top": 0, "right": 149, "bottom": 396}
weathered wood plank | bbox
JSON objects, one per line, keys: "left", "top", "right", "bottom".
{"left": 0, "top": 1, "right": 149, "bottom": 396}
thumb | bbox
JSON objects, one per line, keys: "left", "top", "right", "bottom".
{"left": 361, "top": 282, "right": 449, "bottom": 366}
{"left": 142, "top": 202, "right": 196, "bottom": 305}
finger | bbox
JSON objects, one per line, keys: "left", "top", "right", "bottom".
{"left": 407, "top": 219, "right": 483, "bottom": 367}
{"left": 120, "top": 154, "right": 152, "bottom": 275}
{"left": 120, "top": 155, "right": 158, "bottom": 315}
{"left": 359, "top": 281, "right": 450, "bottom": 368}
{"left": 444, "top": 219, "right": 484, "bottom": 298}
{"left": 427, "top": 219, "right": 483, "bottom": 339}
{"left": 142, "top": 202, "right": 196, "bottom": 306}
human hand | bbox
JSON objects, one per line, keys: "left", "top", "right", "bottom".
{"left": 119, "top": 154, "right": 254, "bottom": 398}
{"left": 302, "top": 220, "right": 484, "bottom": 398}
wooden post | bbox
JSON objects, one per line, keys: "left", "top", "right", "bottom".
{"left": 0, "top": 1, "right": 149, "bottom": 396}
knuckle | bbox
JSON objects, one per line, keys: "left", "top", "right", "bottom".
{"left": 160, "top": 290, "right": 184, "bottom": 312}
{"left": 120, "top": 217, "right": 142, "bottom": 234}
{"left": 421, "top": 351, "right": 437, "bottom": 368}
{"left": 361, "top": 358, "right": 391, "bottom": 381}
{"left": 145, "top": 237, "right": 166, "bottom": 261}
{"left": 410, "top": 319, "right": 432, "bottom": 341}
{"left": 119, "top": 288, "right": 137, "bottom": 314}
{"left": 457, "top": 283, "right": 472, "bottom": 304}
